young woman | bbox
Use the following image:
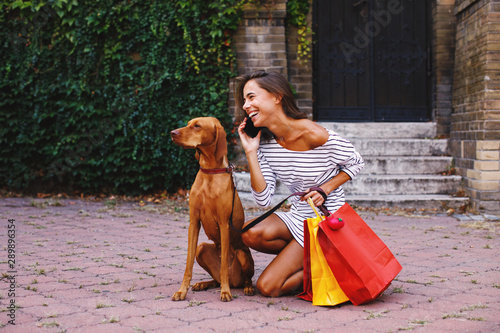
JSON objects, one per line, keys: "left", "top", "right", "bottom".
{"left": 235, "top": 70, "right": 364, "bottom": 297}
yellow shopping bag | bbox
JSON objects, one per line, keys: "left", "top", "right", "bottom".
{"left": 306, "top": 199, "right": 349, "bottom": 306}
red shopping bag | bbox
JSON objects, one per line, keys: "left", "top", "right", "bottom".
{"left": 317, "top": 203, "right": 402, "bottom": 305}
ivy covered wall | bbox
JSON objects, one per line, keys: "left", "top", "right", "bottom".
{"left": 0, "top": 0, "right": 245, "bottom": 194}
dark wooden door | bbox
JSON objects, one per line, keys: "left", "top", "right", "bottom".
{"left": 314, "top": 0, "right": 431, "bottom": 122}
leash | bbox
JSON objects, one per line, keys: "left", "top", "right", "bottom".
{"left": 229, "top": 186, "right": 329, "bottom": 233}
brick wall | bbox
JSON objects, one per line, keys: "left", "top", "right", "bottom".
{"left": 451, "top": 0, "right": 500, "bottom": 212}
{"left": 230, "top": 0, "right": 314, "bottom": 119}
{"left": 285, "top": 0, "right": 314, "bottom": 119}
{"left": 433, "top": 0, "right": 458, "bottom": 136}
{"left": 229, "top": 1, "right": 288, "bottom": 119}
{"left": 229, "top": 1, "right": 288, "bottom": 165}
{"left": 233, "top": 1, "right": 288, "bottom": 75}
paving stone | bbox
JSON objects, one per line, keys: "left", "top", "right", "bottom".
{"left": 21, "top": 303, "right": 82, "bottom": 318}
{"left": 71, "top": 323, "right": 131, "bottom": 333}
{"left": 121, "top": 315, "right": 185, "bottom": 331}
{"left": 484, "top": 214, "right": 500, "bottom": 221}
{"left": 44, "top": 311, "right": 104, "bottom": 329}
{"left": 0, "top": 197, "right": 499, "bottom": 332}
{"left": 2, "top": 323, "right": 45, "bottom": 333}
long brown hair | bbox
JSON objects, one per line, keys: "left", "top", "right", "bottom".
{"left": 234, "top": 71, "right": 307, "bottom": 141}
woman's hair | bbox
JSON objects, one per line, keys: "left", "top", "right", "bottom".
{"left": 234, "top": 70, "right": 307, "bottom": 141}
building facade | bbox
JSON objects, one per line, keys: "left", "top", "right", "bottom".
{"left": 231, "top": 0, "right": 500, "bottom": 213}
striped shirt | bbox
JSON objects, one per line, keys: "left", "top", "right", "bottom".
{"left": 252, "top": 128, "right": 364, "bottom": 247}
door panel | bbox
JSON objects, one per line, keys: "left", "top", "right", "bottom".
{"left": 314, "top": 0, "right": 431, "bottom": 122}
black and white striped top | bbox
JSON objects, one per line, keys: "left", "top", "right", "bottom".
{"left": 252, "top": 128, "right": 364, "bottom": 247}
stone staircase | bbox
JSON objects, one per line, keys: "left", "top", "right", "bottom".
{"left": 234, "top": 122, "right": 470, "bottom": 210}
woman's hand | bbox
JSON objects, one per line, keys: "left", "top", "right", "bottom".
{"left": 301, "top": 172, "right": 352, "bottom": 206}
{"left": 301, "top": 188, "right": 326, "bottom": 207}
{"left": 238, "top": 117, "right": 261, "bottom": 154}
{"left": 238, "top": 117, "right": 267, "bottom": 193}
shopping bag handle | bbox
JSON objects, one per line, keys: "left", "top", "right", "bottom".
{"left": 307, "top": 197, "right": 324, "bottom": 220}
{"left": 307, "top": 186, "right": 331, "bottom": 217}
{"left": 307, "top": 197, "right": 344, "bottom": 230}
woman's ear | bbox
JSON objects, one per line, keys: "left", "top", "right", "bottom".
{"left": 274, "top": 93, "right": 283, "bottom": 104}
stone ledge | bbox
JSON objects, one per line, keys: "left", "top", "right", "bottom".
{"left": 468, "top": 179, "right": 500, "bottom": 191}
{"left": 238, "top": 192, "right": 470, "bottom": 210}
{"left": 467, "top": 169, "right": 500, "bottom": 180}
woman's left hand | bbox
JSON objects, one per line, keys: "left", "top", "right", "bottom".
{"left": 301, "top": 188, "right": 325, "bottom": 207}
{"left": 301, "top": 172, "right": 351, "bottom": 206}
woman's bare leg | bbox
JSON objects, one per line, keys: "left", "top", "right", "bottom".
{"left": 256, "top": 239, "right": 303, "bottom": 297}
{"left": 241, "top": 214, "right": 293, "bottom": 254}
{"left": 241, "top": 213, "right": 303, "bottom": 296}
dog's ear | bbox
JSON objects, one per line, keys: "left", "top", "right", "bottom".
{"left": 195, "top": 149, "right": 200, "bottom": 161}
{"left": 214, "top": 124, "right": 228, "bottom": 162}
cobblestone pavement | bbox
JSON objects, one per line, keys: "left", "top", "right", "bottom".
{"left": 0, "top": 197, "right": 499, "bottom": 332}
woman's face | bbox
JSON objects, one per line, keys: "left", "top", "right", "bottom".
{"left": 242, "top": 79, "right": 281, "bottom": 127}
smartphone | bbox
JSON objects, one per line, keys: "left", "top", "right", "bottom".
{"left": 243, "top": 116, "right": 262, "bottom": 138}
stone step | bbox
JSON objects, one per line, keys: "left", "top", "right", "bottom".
{"left": 238, "top": 192, "right": 469, "bottom": 211}
{"left": 344, "top": 175, "right": 463, "bottom": 195}
{"left": 362, "top": 156, "right": 452, "bottom": 174}
{"left": 320, "top": 122, "right": 437, "bottom": 139}
{"left": 234, "top": 172, "right": 462, "bottom": 196}
{"left": 344, "top": 194, "right": 469, "bottom": 210}
{"left": 235, "top": 172, "right": 288, "bottom": 194}
{"left": 233, "top": 122, "right": 465, "bottom": 210}
{"left": 349, "top": 138, "right": 449, "bottom": 156}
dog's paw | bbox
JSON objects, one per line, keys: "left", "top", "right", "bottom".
{"left": 220, "top": 290, "right": 232, "bottom": 302}
{"left": 244, "top": 285, "right": 255, "bottom": 296}
{"left": 171, "top": 290, "right": 187, "bottom": 301}
{"left": 192, "top": 280, "right": 219, "bottom": 291}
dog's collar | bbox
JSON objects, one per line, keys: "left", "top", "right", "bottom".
{"left": 199, "top": 163, "right": 234, "bottom": 175}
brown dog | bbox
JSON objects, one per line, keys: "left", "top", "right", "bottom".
{"left": 170, "top": 117, "right": 254, "bottom": 301}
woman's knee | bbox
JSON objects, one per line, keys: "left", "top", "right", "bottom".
{"left": 256, "top": 274, "right": 281, "bottom": 297}
{"left": 241, "top": 228, "right": 259, "bottom": 248}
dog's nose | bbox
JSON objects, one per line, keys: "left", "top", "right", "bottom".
{"left": 171, "top": 130, "right": 179, "bottom": 137}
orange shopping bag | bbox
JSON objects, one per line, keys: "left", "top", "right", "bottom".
{"left": 297, "top": 199, "right": 349, "bottom": 306}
